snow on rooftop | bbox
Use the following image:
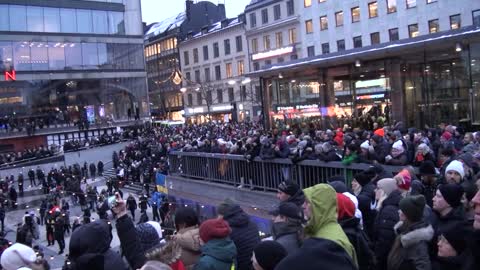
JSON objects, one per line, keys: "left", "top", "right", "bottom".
{"left": 145, "top": 12, "right": 186, "bottom": 39}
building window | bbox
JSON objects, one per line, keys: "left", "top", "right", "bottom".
{"left": 275, "top": 32, "right": 283, "bottom": 48}
{"left": 206, "top": 90, "right": 212, "bottom": 104}
{"left": 263, "top": 35, "right": 271, "bottom": 50}
{"left": 305, "top": 0, "right": 312, "bottom": 7}
{"left": 185, "top": 72, "right": 191, "bottom": 81}
{"left": 216, "top": 89, "right": 223, "bottom": 103}
{"left": 224, "top": 39, "right": 231, "bottom": 55}
{"left": 406, "top": 0, "right": 416, "bottom": 8}
{"left": 320, "top": 16, "right": 328, "bottom": 30}
{"left": 321, "top": 43, "right": 330, "bottom": 54}
{"left": 278, "top": 57, "right": 284, "bottom": 63}
{"left": 428, "top": 19, "right": 439, "bottom": 33}
{"left": 307, "top": 46, "right": 315, "bottom": 57}
{"left": 265, "top": 60, "right": 271, "bottom": 66}
{"left": 183, "top": 51, "right": 189, "bottom": 66}
{"left": 261, "top": 9, "right": 268, "bottom": 24}
{"left": 253, "top": 62, "right": 260, "bottom": 71}
{"left": 193, "top": 48, "right": 198, "bottom": 63}
{"left": 274, "top": 4, "right": 281, "bottom": 20}
{"left": 238, "top": 60, "right": 244, "bottom": 75}
{"left": 187, "top": 94, "right": 193, "bottom": 106}
{"left": 387, "top": 0, "right": 397, "bottom": 13}
{"left": 249, "top": 13, "right": 256, "bottom": 27}
{"left": 203, "top": 45, "right": 209, "bottom": 60}
{"left": 305, "top": 19, "right": 313, "bottom": 33}
{"left": 450, "top": 14, "right": 461, "bottom": 29}
{"left": 204, "top": 67, "right": 210, "bottom": 82}
{"left": 287, "top": 0, "right": 294, "bottom": 16}
{"left": 353, "top": 36, "right": 362, "bottom": 48}
{"left": 235, "top": 36, "right": 243, "bottom": 52}
{"left": 288, "top": 28, "right": 297, "bottom": 44}
{"left": 215, "top": 65, "right": 221, "bottom": 80}
{"left": 228, "top": 88, "right": 234, "bottom": 102}
{"left": 226, "top": 63, "right": 232, "bottom": 78}
{"left": 474, "top": 10, "right": 480, "bottom": 27}
{"left": 351, "top": 7, "right": 360, "bottom": 23}
{"left": 337, "top": 40, "right": 345, "bottom": 51}
{"left": 370, "top": 32, "right": 380, "bottom": 44}
{"left": 389, "top": 28, "right": 399, "bottom": 41}
{"left": 335, "top": 11, "right": 344, "bottom": 26}
{"left": 291, "top": 54, "right": 298, "bottom": 60}
{"left": 368, "top": 2, "right": 378, "bottom": 18}
{"left": 197, "top": 93, "right": 202, "bottom": 105}
{"left": 213, "top": 42, "right": 219, "bottom": 58}
{"left": 194, "top": 70, "right": 200, "bottom": 82}
{"left": 240, "top": 85, "right": 247, "bottom": 101}
{"left": 252, "top": 38, "right": 258, "bottom": 53}
{"left": 408, "top": 24, "right": 419, "bottom": 38}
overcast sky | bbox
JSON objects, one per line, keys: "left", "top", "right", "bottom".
{"left": 141, "top": 0, "right": 252, "bottom": 24}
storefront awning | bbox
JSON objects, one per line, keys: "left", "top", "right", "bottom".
{"left": 247, "top": 26, "right": 480, "bottom": 78}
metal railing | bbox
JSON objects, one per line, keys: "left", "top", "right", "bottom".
{"left": 168, "top": 151, "right": 407, "bottom": 192}
{"left": 0, "top": 154, "right": 65, "bottom": 170}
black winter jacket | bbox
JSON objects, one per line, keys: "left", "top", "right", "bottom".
{"left": 115, "top": 214, "right": 146, "bottom": 269}
{"left": 357, "top": 182, "right": 376, "bottom": 239}
{"left": 339, "top": 217, "right": 375, "bottom": 270}
{"left": 374, "top": 190, "right": 403, "bottom": 270}
{"left": 275, "top": 238, "right": 357, "bottom": 270}
{"left": 223, "top": 207, "right": 261, "bottom": 270}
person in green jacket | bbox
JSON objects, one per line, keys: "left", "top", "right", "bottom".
{"left": 303, "top": 184, "right": 358, "bottom": 267}
{"left": 194, "top": 218, "right": 237, "bottom": 270}
{"left": 342, "top": 144, "right": 359, "bottom": 166}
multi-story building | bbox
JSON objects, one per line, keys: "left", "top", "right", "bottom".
{"left": 0, "top": 0, "right": 147, "bottom": 147}
{"left": 179, "top": 15, "right": 255, "bottom": 123}
{"left": 144, "top": 0, "right": 226, "bottom": 120}
{"left": 249, "top": 0, "right": 480, "bottom": 129}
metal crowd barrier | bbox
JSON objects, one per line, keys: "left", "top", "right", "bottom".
{"left": 168, "top": 152, "right": 407, "bottom": 192}
{"left": 0, "top": 154, "right": 65, "bottom": 170}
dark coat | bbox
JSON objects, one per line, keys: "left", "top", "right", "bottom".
{"left": 318, "top": 150, "right": 341, "bottom": 162}
{"left": 387, "top": 221, "right": 434, "bottom": 270}
{"left": 430, "top": 206, "right": 467, "bottom": 258}
{"left": 275, "top": 238, "right": 357, "bottom": 270}
{"left": 386, "top": 153, "right": 408, "bottom": 166}
{"left": 340, "top": 217, "right": 375, "bottom": 270}
{"left": 126, "top": 197, "right": 137, "bottom": 211}
{"left": 286, "top": 189, "right": 306, "bottom": 207}
{"left": 115, "top": 214, "right": 146, "bottom": 269}
{"left": 371, "top": 141, "right": 390, "bottom": 163}
{"left": 69, "top": 220, "right": 128, "bottom": 270}
{"left": 357, "top": 182, "right": 377, "bottom": 239}
{"left": 223, "top": 207, "right": 261, "bottom": 270}
{"left": 259, "top": 144, "right": 275, "bottom": 160}
{"left": 271, "top": 222, "right": 301, "bottom": 254}
{"left": 374, "top": 190, "right": 403, "bottom": 270}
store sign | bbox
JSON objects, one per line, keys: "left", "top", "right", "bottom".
{"left": 356, "top": 94, "right": 385, "bottom": 100}
{"left": 4, "top": 70, "right": 16, "bottom": 81}
{"left": 296, "top": 104, "right": 318, "bottom": 110}
{"left": 252, "top": 46, "right": 294, "bottom": 61}
{"left": 212, "top": 105, "right": 233, "bottom": 112}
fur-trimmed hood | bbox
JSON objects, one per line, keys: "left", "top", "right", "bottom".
{"left": 394, "top": 221, "right": 434, "bottom": 248}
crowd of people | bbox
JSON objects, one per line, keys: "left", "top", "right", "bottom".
{"left": 0, "top": 120, "right": 480, "bottom": 270}
{"left": 0, "top": 146, "right": 59, "bottom": 167}
{"left": 63, "top": 132, "right": 124, "bottom": 152}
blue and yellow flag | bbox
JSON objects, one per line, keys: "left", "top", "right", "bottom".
{"left": 155, "top": 172, "right": 168, "bottom": 194}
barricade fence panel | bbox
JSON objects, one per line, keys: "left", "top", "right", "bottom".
{"left": 168, "top": 152, "right": 408, "bottom": 192}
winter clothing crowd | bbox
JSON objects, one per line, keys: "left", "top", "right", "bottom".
{"left": 0, "top": 146, "right": 58, "bottom": 167}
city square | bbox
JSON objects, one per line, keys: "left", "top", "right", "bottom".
{"left": 0, "top": 0, "right": 480, "bottom": 270}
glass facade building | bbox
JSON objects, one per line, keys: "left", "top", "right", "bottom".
{"left": 255, "top": 27, "right": 480, "bottom": 129}
{"left": 0, "top": 0, "right": 148, "bottom": 124}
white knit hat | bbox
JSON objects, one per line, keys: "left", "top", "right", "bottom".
{"left": 445, "top": 160, "right": 465, "bottom": 179}
{"left": 0, "top": 243, "right": 36, "bottom": 270}
{"left": 392, "top": 140, "right": 404, "bottom": 151}
{"left": 360, "top": 140, "right": 370, "bottom": 150}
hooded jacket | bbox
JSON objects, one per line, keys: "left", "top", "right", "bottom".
{"left": 275, "top": 238, "right": 357, "bottom": 270}
{"left": 175, "top": 226, "right": 201, "bottom": 267}
{"left": 221, "top": 205, "right": 260, "bottom": 270}
{"left": 339, "top": 217, "right": 375, "bottom": 270}
{"left": 303, "top": 184, "right": 358, "bottom": 266}
{"left": 70, "top": 220, "right": 129, "bottom": 270}
{"left": 193, "top": 238, "right": 237, "bottom": 270}
{"left": 387, "top": 221, "right": 434, "bottom": 270}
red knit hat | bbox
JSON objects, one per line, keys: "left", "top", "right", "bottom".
{"left": 374, "top": 128, "right": 385, "bottom": 137}
{"left": 395, "top": 169, "right": 412, "bottom": 191}
{"left": 441, "top": 131, "right": 452, "bottom": 141}
{"left": 336, "top": 193, "right": 355, "bottom": 220}
{"left": 199, "top": 218, "right": 231, "bottom": 243}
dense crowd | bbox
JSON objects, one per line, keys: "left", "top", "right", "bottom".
{"left": 0, "top": 121, "right": 479, "bottom": 270}
{"left": 0, "top": 146, "right": 59, "bottom": 167}
{"left": 62, "top": 132, "right": 124, "bottom": 152}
